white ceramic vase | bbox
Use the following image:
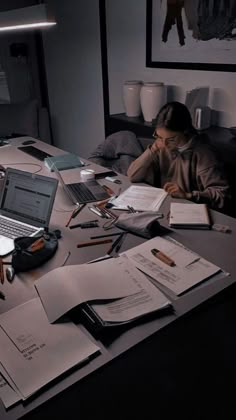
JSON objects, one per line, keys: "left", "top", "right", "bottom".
{"left": 140, "top": 82, "right": 166, "bottom": 122}
{"left": 123, "top": 80, "right": 142, "bottom": 117}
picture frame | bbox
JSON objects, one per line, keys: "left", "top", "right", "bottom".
{"left": 146, "top": 0, "right": 236, "bottom": 72}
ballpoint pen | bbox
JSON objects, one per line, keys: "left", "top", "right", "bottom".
{"left": 0, "top": 290, "right": 5, "bottom": 300}
{"left": 107, "top": 233, "right": 125, "bottom": 255}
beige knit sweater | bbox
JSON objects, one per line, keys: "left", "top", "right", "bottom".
{"left": 127, "top": 136, "right": 231, "bottom": 210}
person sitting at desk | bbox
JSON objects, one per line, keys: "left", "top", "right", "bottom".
{"left": 127, "top": 101, "right": 231, "bottom": 211}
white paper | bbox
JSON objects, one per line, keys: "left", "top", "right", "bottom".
{"left": 170, "top": 202, "right": 210, "bottom": 226}
{"left": 122, "top": 237, "right": 221, "bottom": 295}
{"left": 0, "top": 372, "right": 21, "bottom": 409}
{"left": 35, "top": 256, "right": 143, "bottom": 323}
{"left": 110, "top": 185, "right": 167, "bottom": 211}
{"left": 0, "top": 298, "right": 100, "bottom": 399}
{"left": 91, "top": 265, "right": 171, "bottom": 323}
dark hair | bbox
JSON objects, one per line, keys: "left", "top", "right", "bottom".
{"left": 155, "top": 101, "right": 197, "bottom": 135}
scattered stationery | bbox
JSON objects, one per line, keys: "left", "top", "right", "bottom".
{"left": 0, "top": 298, "right": 100, "bottom": 402}
{"left": 109, "top": 185, "right": 167, "bottom": 211}
{"left": 122, "top": 236, "right": 222, "bottom": 295}
{"left": 169, "top": 202, "right": 211, "bottom": 229}
{"left": 44, "top": 153, "right": 85, "bottom": 172}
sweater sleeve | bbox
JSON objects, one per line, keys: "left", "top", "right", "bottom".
{"left": 127, "top": 146, "right": 160, "bottom": 186}
{"left": 192, "top": 147, "right": 231, "bottom": 210}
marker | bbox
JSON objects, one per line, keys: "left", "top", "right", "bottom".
{"left": 151, "top": 248, "right": 176, "bottom": 267}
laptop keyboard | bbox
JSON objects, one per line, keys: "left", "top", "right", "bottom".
{"left": 69, "top": 183, "right": 96, "bottom": 202}
{"left": 0, "top": 217, "right": 38, "bottom": 239}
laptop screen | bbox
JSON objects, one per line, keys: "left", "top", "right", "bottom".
{"left": 0, "top": 168, "right": 58, "bottom": 228}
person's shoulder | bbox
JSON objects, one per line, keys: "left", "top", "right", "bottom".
{"left": 192, "top": 134, "right": 217, "bottom": 154}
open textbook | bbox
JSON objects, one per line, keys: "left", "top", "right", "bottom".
{"left": 122, "top": 236, "right": 222, "bottom": 296}
{"left": 35, "top": 255, "right": 171, "bottom": 326}
{"left": 0, "top": 298, "right": 100, "bottom": 405}
{"left": 109, "top": 185, "right": 167, "bottom": 211}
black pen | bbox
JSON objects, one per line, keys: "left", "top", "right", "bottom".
{"left": 0, "top": 290, "right": 5, "bottom": 300}
{"left": 107, "top": 233, "right": 125, "bottom": 255}
{"left": 90, "top": 232, "right": 121, "bottom": 239}
{"left": 70, "top": 220, "right": 98, "bottom": 229}
{"left": 72, "top": 203, "right": 86, "bottom": 219}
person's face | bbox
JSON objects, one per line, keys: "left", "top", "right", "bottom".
{"left": 153, "top": 127, "right": 185, "bottom": 151}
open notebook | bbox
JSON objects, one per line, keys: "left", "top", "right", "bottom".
{"left": 169, "top": 202, "right": 211, "bottom": 229}
{"left": 0, "top": 168, "right": 58, "bottom": 255}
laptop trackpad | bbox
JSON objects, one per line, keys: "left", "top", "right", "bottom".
{"left": 0, "top": 236, "right": 14, "bottom": 256}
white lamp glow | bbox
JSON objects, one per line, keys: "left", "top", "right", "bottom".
{"left": 0, "top": 4, "right": 56, "bottom": 32}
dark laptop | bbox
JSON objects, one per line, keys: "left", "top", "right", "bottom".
{"left": 0, "top": 168, "right": 58, "bottom": 256}
{"left": 54, "top": 166, "right": 109, "bottom": 206}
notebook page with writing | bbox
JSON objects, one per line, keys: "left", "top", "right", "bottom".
{"left": 169, "top": 203, "right": 211, "bottom": 229}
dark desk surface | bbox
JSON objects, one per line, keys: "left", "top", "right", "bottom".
{"left": 1, "top": 137, "right": 236, "bottom": 420}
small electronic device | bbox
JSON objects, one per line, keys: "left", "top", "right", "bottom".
{"left": 105, "top": 176, "right": 121, "bottom": 184}
{"left": 95, "top": 170, "right": 117, "bottom": 179}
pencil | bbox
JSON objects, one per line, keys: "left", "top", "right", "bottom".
{"left": 151, "top": 248, "right": 176, "bottom": 267}
{"left": 77, "top": 238, "right": 112, "bottom": 248}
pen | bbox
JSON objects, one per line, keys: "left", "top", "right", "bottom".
{"left": 0, "top": 258, "right": 4, "bottom": 284}
{"left": 107, "top": 233, "right": 125, "bottom": 255}
{"left": 70, "top": 220, "right": 98, "bottom": 229}
{"left": 151, "top": 248, "right": 176, "bottom": 267}
{"left": 72, "top": 203, "right": 86, "bottom": 219}
{"left": 102, "top": 184, "right": 114, "bottom": 196}
{"left": 88, "top": 206, "right": 103, "bottom": 217}
{"left": 90, "top": 232, "right": 122, "bottom": 239}
{"left": 77, "top": 238, "right": 112, "bottom": 248}
{"left": 115, "top": 232, "right": 127, "bottom": 253}
{"left": 0, "top": 290, "right": 5, "bottom": 300}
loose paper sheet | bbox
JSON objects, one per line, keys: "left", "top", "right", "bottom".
{"left": 35, "top": 256, "right": 144, "bottom": 323}
{"left": 0, "top": 298, "right": 100, "bottom": 400}
{"left": 110, "top": 185, "right": 167, "bottom": 211}
{"left": 122, "top": 237, "right": 221, "bottom": 295}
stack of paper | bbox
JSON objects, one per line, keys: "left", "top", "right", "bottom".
{"left": 0, "top": 298, "right": 100, "bottom": 408}
{"left": 35, "top": 256, "right": 171, "bottom": 326}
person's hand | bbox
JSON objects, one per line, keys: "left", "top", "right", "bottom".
{"left": 163, "top": 182, "right": 192, "bottom": 199}
{"left": 151, "top": 138, "right": 164, "bottom": 153}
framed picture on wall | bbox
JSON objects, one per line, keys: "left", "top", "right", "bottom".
{"left": 146, "top": 0, "right": 236, "bottom": 72}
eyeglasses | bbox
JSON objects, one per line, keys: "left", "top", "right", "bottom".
{"left": 152, "top": 131, "right": 179, "bottom": 144}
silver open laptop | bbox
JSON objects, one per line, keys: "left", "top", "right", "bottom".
{"left": 53, "top": 165, "right": 109, "bottom": 205}
{"left": 0, "top": 168, "right": 58, "bottom": 256}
